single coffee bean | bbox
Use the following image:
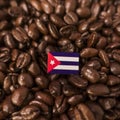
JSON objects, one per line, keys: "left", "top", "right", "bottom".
{"left": 41, "top": 0, "right": 53, "bottom": 14}
{"left": 0, "top": 47, "right": 10, "bottom": 62}
{"left": 87, "top": 32, "right": 98, "bottom": 47}
{"left": 12, "top": 27, "right": 29, "bottom": 43}
{"left": 18, "top": 73, "right": 33, "bottom": 88}
{"left": 4, "top": 33, "right": 16, "bottom": 49}
{"left": 98, "top": 50, "right": 110, "bottom": 67}
{"left": 49, "top": 80, "right": 62, "bottom": 97}
{"left": 68, "top": 75, "right": 88, "bottom": 88}
{"left": 60, "top": 25, "right": 76, "bottom": 37}
{"left": 80, "top": 48, "right": 98, "bottom": 58}
{"left": 76, "top": 7, "right": 91, "bottom": 18}
{"left": 35, "top": 91, "right": 53, "bottom": 106}
{"left": 29, "top": 0, "right": 42, "bottom": 11}
{"left": 53, "top": 95, "right": 68, "bottom": 114}
{"left": 28, "top": 23, "right": 40, "bottom": 41}
{"left": 64, "top": 12, "right": 78, "bottom": 25}
{"left": 107, "top": 75, "right": 120, "bottom": 86}
{"left": 16, "top": 52, "right": 31, "bottom": 69}
{"left": 48, "top": 22, "right": 59, "bottom": 39}
{"left": 2, "top": 96, "right": 16, "bottom": 114}
{"left": 87, "top": 84, "right": 110, "bottom": 96}
{"left": 75, "top": 103, "right": 95, "bottom": 120}
{"left": 65, "top": 0, "right": 77, "bottom": 12}
{"left": 99, "top": 98, "right": 116, "bottom": 110}
{"left": 113, "top": 52, "right": 120, "bottom": 63}
{"left": 81, "top": 67, "right": 100, "bottom": 83}
{"left": 35, "top": 19, "right": 48, "bottom": 35}
{"left": 50, "top": 14, "right": 66, "bottom": 27}
{"left": 68, "top": 94, "right": 84, "bottom": 106}
{"left": 28, "top": 62, "right": 41, "bottom": 76}
{"left": 86, "top": 102, "right": 104, "bottom": 120}
{"left": 78, "top": 21, "right": 89, "bottom": 33}
{"left": 110, "top": 62, "right": 120, "bottom": 75}
{"left": 20, "top": 105, "right": 40, "bottom": 120}
{"left": 11, "top": 87, "right": 29, "bottom": 106}
{"left": 55, "top": 4, "right": 65, "bottom": 15}
{"left": 35, "top": 75, "right": 49, "bottom": 89}
{"left": 85, "top": 59, "right": 101, "bottom": 70}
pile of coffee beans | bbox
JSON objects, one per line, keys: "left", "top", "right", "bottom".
{"left": 0, "top": 0, "right": 120, "bottom": 119}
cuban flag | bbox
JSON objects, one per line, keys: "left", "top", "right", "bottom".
{"left": 47, "top": 52, "right": 79, "bottom": 74}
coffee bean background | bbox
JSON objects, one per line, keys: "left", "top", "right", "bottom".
{"left": 0, "top": 0, "right": 120, "bottom": 120}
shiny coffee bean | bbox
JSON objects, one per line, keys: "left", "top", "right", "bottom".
{"left": 81, "top": 67, "right": 100, "bottom": 83}
{"left": 16, "top": 52, "right": 31, "bottom": 69}
{"left": 80, "top": 48, "right": 98, "bottom": 58}
{"left": 11, "top": 87, "right": 29, "bottom": 106}
{"left": 75, "top": 103, "right": 96, "bottom": 120}
{"left": 110, "top": 62, "right": 120, "bottom": 75}
{"left": 87, "top": 84, "right": 110, "bottom": 96}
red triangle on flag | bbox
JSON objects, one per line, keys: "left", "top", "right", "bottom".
{"left": 47, "top": 53, "right": 61, "bottom": 73}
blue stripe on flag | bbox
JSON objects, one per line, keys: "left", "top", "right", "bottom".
{"left": 61, "top": 61, "right": 79, "bottom": 65}
{"left": 51, "top": 52, "right": 79, "bottom": 57}
{"left": 50, "top": 70, "right": 79, "bottom": 74}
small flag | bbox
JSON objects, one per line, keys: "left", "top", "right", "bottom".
{"left": 47, "top": 52, "right": 79, "bottom": 74}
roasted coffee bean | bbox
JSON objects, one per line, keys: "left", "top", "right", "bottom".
{"left": 113, "top": 52, "right": 120, "bottom": 63}
{"left": 74, "top": 103, "right": 95, "bottom": 120}
{"left": 12, "top": 27, "right": 29, "bottom": 43}
{"left": 53, "top": 95, "right": 68, "bottom": 114}
{"left": 41, "top": 0, "right": 53, "bottom": 14}
{"left": 18, "top": 73, "right": 33, "bottom": 88}
{"left": 28, "top": 62, "right": 41, "bottom": 76}
{"left": 2, "top": 96, "right": 16, "bottom": 114}
{"left": 68, "top": 75, "right": 88, "bottom": 88}
{"left": 0, "top": 47, "right": 10, "bottom": 62}
{"left": 110, "top": 62, "right": 120, "bottom": 75}
{"left": 28, "top": 23, "right": 40, "bottom": 40}
{"left": 98, "top": 50, "right": 110, "bottom": 67}
{"left": 99, "top": 98, "right": 116, "bottom": 110}
{"left": 16, "top": 52, "right": 31, "bottom": 69}
{"left": 11, "top": 87, "right": 29, "bottom": 106}
{"left": 68, "top": 94, "right": 84, "bottom": 106}
{"left": 35, "top": 75, "right": 49, "bottom": 89}
{"left": 35, "top": 91, "right": 53, "bottom": 106}
{"left": 85, "top": 59, "right": 101, "bottom": 70}
{"left": 78, "top": 21, "right": 89, "bottom": 33}
{"left": 29, "top": 0, "right": 42, "bottom": 11}
{"left": 87, "top": 84, "right": 110, "bottom": 96}
{"left": 65, "top": 0, "right": 77, "bottom": 12}
{"left": 49, "top": 80, "right": 61, "bottom": 97}
{"left": 48, "top": 22, "right": 59, "bottom": 39}
{"left": 50, "top": 14, "right": 66, "bottom": 27}
{"left": 35, "top": 19, "right": 48, "bottom": 35}
{"left": 86, "top": 102, "right": 104, "bottom": 120}
{"left": 80, "top": 48, "right": 98, "bottom": 58}
{"left": 4, "top": 33, "right": 16, "bottom": 49}
{"left": 76, "top": 7, "right": 91, "bottom": 18}
{"left": 20, "top": 105, "right": 40, "bottom": 120}
{"left": 60, "top": 25, "right": 76, "bottom": 37}
{"left": 81, "top": 67, "right": 100, "bottom": 83}
{"left": 107, "top": 75, "right": 120, "bottom": 86}
{"left": 0, "top": 62, "right": 7, "bottom": 72}
{"left": 55, "top": 5, "right": 65, "bottom": 15}
{"left": 64, "top": 12, "right": 78, "bottom": 25}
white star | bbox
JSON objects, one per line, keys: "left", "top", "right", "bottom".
{"left": 50, "top": 60, "right": 55, "bottom": 65}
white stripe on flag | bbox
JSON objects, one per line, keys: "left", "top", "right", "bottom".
{"left": 54, "top": 65, "right": 79, "bottom": 70}
{"left": 54, "top": 56, "right": 79, "bottom": 62}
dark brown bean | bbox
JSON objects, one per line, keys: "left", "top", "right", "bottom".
{"left": 41, "top": 0, "right": 53, "bottom": 14}
{"left": 64, "top": 12, "right": 78, "bottom": 25}
{"left": 20, "top": 105, "right": 40, "bottom": 120}
{"left": 78, "top": 21, "right": 89, "bottom": 33}
{"left": 16, "top": 52, "right": 31, "bottom": 69}
{"left": 80, "top": 48, "right": 98, "bottom": 58}
{"left": 110, "top": 62, "right": 120, "bottom": 75}
{"left": 87, "top": 84, "right": 110, "bottom": 96}
{"left": 11, "top": 87, "right": 29, "bottom": 106}
{"left": 113, "top": 52, "right": 120, "bottom": 63}
{"left": 81, "top": 67, "right": 100, "bottom": 83}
